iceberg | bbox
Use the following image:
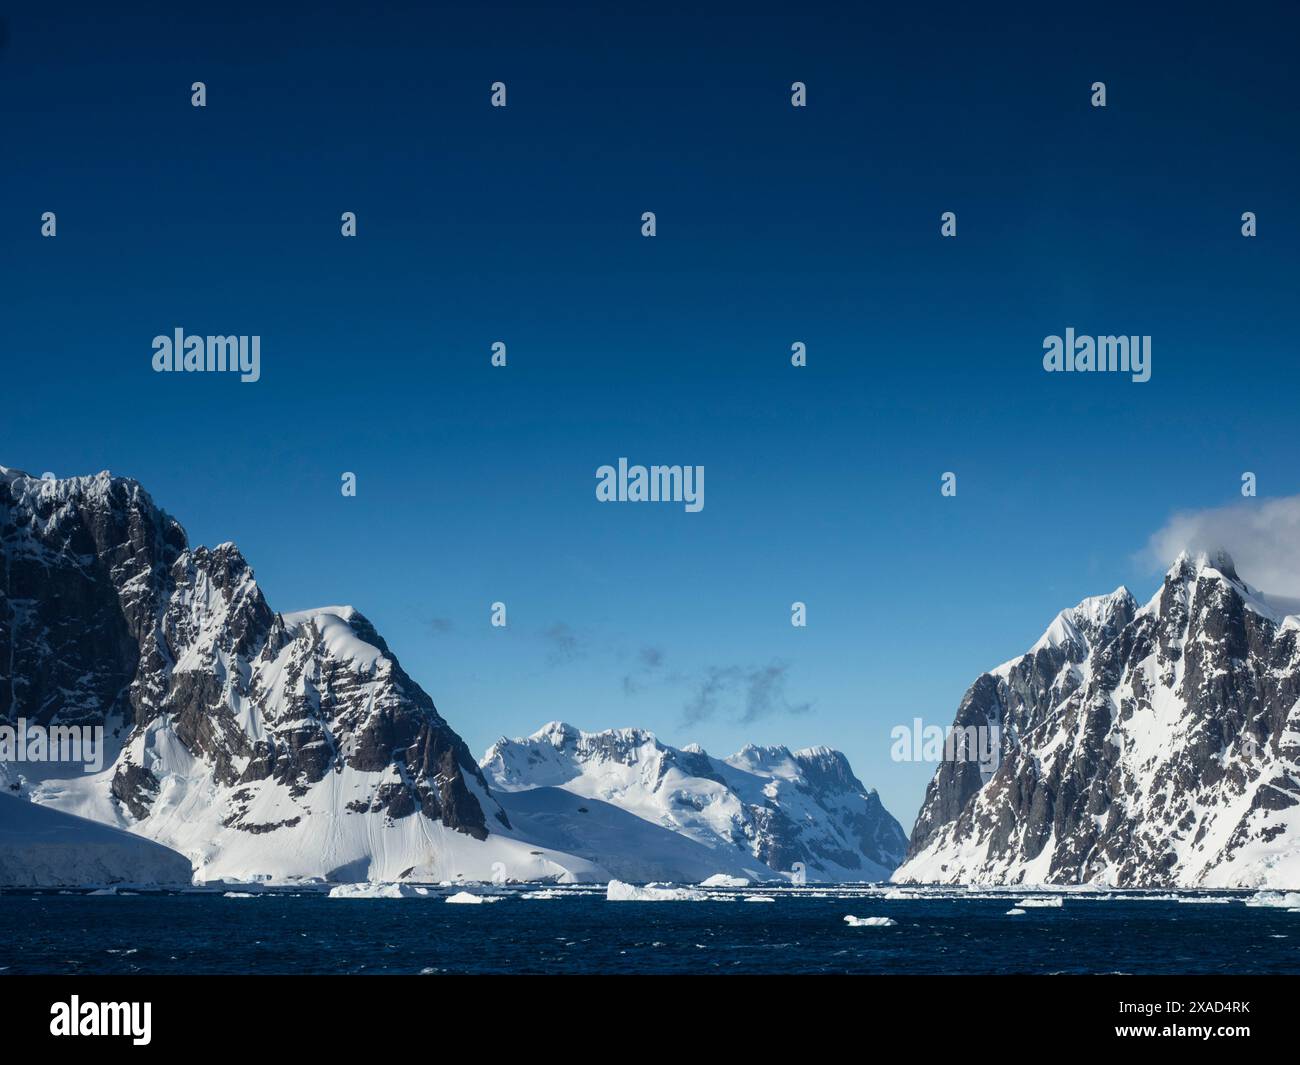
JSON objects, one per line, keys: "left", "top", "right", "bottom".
{"left": 606, "top": 879, "right": 707, "bottom": 902}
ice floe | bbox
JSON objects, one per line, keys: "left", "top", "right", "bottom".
{"left": 606, "top": 879, "right": 707, "bottom": 902}
{"left": 445, "top": 891, "right": 503, "bottom": 904}
{"left": 1245, "top": 890, "right": 1300, "bottom": 908}
{"left": 327, "top": 883, "right": 431, "bottom": 899}
{"left": 699, "top": 874, "right": 751, "bottom": 888}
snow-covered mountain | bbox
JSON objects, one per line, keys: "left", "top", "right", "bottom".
{"left": 896, "top": 550, "right": 1300, "bottom": 888}
{"left": 0, "top": 792, "right": 191, "bottom": 887}
{"left": 481, "top": 721, "right": 909, "bottom": 882}
{"left": 1, "top": 465, "right": 903, "bottom": 886}
{"left": 0, "top": 466, "right": 598, "bottom": 884}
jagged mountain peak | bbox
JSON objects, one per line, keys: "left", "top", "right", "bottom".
{"left": 482, "top": 722, "right": 908, "bottom": 882}
{"left": 989, "top": 585, "right": 1137, "bottom": 681}
{"left": 511, "top": 721, "right": 668, "bottom": 761}
{"left": 791, "top": 745, "right": 868, "bottom": 795}
{"left": 5, "top": 466, "right": 147, "bottom": 505}
{"left": 727, "top": 742, "right": 795, "bottom": 770}
{"left": 899, "top": 551, "right": 1300, "bottom": 889}
{"left": 1, "top": 463, "right": 536, "bottom": 883}
{"left": 1031, "top": 586, "right": 1136, "bottom": 654}
{"left": 279, "top": 606, "right": 396, "bottom": 667}
{"left": 1170, "top": 547, "right": 1239, "bottom": 581}
{"left": 481, "top": 723, "right": 683, "bottom": 795}
{"left": 1150, "top": 548, "right": 1298, "bottom": 630}
{"left": 532, "top": 719, "right": 576, "bottom": 740}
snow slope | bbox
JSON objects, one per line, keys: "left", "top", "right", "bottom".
{"left": 0, "top": 792, "right": 192, "bottom": 887}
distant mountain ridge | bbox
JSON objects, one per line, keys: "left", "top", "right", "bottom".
{"left": 482, "top": 721, "right": 909, "bottom": 882}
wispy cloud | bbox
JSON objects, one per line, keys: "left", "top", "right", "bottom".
{"left": 622, "top": 645, "right": 666, "bottom": 694}
{"left": 682, "top": 661, "right": 812, "bottom": 726}
{"left": 1145, "top": 495, "right": 1300, "bottom": 596}
{"left": 540, "top": 621, "right": 583, "bottom": 666}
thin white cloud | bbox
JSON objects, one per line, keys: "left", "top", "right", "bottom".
{"left": 1145, "top": 495, "right": 1300, "bottom": 596}
{"left": 540, "top": 621, "right": 583, "bottom": 666}
{"left": 682, "top": 662, "right": 812, "bottom": 726}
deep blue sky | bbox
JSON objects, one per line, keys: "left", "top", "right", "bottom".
{"left": 4, "top": 1, "right": 1297, "bottom": 826}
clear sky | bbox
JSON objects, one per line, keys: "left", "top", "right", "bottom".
{"left": 4, "top": 1, "right": 1297, "bottom": 827}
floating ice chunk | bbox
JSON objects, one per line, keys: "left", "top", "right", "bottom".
{"left": 1176, "top": 896, "right": 1233, "bottom": 904}
{"left": 843, "top": 915, "right": 896, "bottom": 927}
{"left": 1014, "top": 897, "right": 1063, "bottom": 908}
{"left": 520, "top": 889, "right": 566, "bottom": 900}
{"left": 223, "top": 892, "right": 257, "bottom": 898}
{"left": 700, "top": 874, "right": 751, "bottom": 888}
{"left": 606, "top": 879, "right": 707, "bottom": 902}
{"left": 1006, "top": 908, "right": 1026, "bottom": 915}
{"left": 1246, "top": 891, "right": 1300, "bottom": 908}
{"left": 327, "top": 882, "right": 430, "bottom": 899}
{"left": 743, "top": 895, "right": 774, "bottom": 903}
{"left": 445, "top": 890, "right": 503, "bottom": 904}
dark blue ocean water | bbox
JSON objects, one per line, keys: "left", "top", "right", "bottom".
{"left": 3, "top": 889, "right": 1299, "bottom": 974}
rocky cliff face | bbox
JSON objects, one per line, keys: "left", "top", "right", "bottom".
{"left": 0, "top": 467, "right": 524, "bottom": 883}
{"left": 895, "top": 551, "right": 1300, "bottom": 888}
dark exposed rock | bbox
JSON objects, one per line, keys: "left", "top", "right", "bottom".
{"left": 1, "top": 466, "right": 497, "bottom": 861}
{"left": 898, "top": 553, "right": 1300, "bottom": 887}
{"left": 110, "top": 761, "right": 161, "bottom": 821}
